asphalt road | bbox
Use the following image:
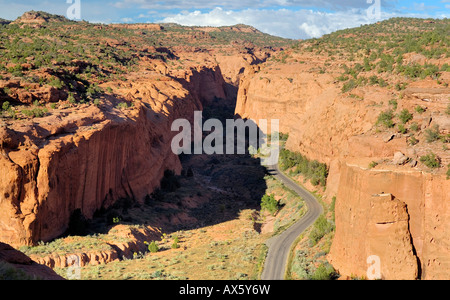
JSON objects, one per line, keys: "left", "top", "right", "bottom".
{"left": 261, "top": 164, "right": 323, "bottom": 280}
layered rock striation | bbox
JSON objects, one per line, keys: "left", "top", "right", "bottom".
{"left": 235, "top": 46, "right": 449, "bottom": 279}
{"left": 0, "top": 62, "right": 234, "bottom": 247}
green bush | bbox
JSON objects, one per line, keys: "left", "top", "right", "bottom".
{"left": 415, "top": 106, "right": 425, "bottom": 114}
{"left": 341, "top": 79, "right": 357, "bottom": 93}
{"left": 48, "top": 77, "right": 65, "bottom": 89}
{"left": 377, "top": 110, "right": 395, "bottom": 128}
{"left": 388, "top": 99, "right": 398, "bottom": 110}
{"left": 309, "top": 214, "right": 333, "bottom": 246}
{"left": 261, "top": 194, "right": 280, "bottom": 215}
{"left": 279, "top": 149, "right": 328, "bottom": 187}
{"left": 369, "top": 161, "right": 378, "bottom": 169}
{"left": 420, "top": 152, "right": 440, "bottom": 168}
{"left": 171, "top": 236, "right": 180, "bottom": 249}
{"left": 116, "top": 102, "right": 128, "bottom": 109}
{"left": 398, "top": 109, "right": 413, "bottom": 124}
{"left": 397, "top": 124, "right": 407, "bottom": 134}
{"left": 2, "top": 101, "right": 10, "bottom": 111}
{"left": 21, "top": 107, "right": 48, "bottom": 118}
{"left": 148, "top": 241, "right": 159, "bottom": 253}
{"left": 408, "top": 136, "right": 419, "bottom": 146}
{"left": 410, "top": 122, "right": 419, "bottom": 132}
{"left": 311, "top": 262, "right": 336, "bottom": 280}
{"left": 424, "top": 125, "right": 440, "bottom": 143}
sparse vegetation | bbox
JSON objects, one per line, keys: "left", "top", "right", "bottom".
{"left": 408, "top": 136, "right": 419, "bottom": 146}
{"left": 420, "top": 152, "right": 441, "bottom": 168}
{"left": 148, "top": 241, "right": 159, "bottom": 253}
{"left": 369, "top": 161, "right": 378, "bottom": 169}
{"left": 424, "top": 125, "right": 441, "bottom": 143}
{"left": 377, "top": 110, "right": 395, "bottom": 128}
{"left": 260, "top": 194, "right": 280, "bottom": 215}
{"left": 279, "top": 149, "right": 328, "bottom": 187}
{"left": 308, "top": 214, "right": 334, "bottom": 246}
{"left": 398, "top": 109, "right": 413, "bottom": 124}
{"left": 415, "top": 106, "right": 426, "bottom": 114}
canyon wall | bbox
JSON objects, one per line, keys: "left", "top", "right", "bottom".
{"left": 329, "top": 162, "right": 449, "bottom": 280}
{"left": 0, "top": 64, "right": 231, "bottom": 247}
{"left": 235, "top": 55, "right": 449, "bottom": 279}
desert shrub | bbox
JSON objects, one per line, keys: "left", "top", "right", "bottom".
{"left": 171, "top": 236, "right": 180, "bottom": 249}
{"left": 21, "top": 107, "right": 48, "bottom": 118}
{"left": 309, "top": 215, "right": 333, "bottom": 246}
{"left": 261, "top": 194, "right": 280, "bottom": 215}
{"left": 67, "top": 93, "right": 76, "bottom": 104}
{"left": 311, "top": 262, "right": 336, "bottom": 280}
{"left": 377, "top": 110, "right": 395, "bottom": 128}
{"left": 420, "top": 152, "right": 440, "bottom": 168}
{"left": 410, "top": 122, "right": 419, "bottom": 132}
{"left": 368, "top": 75, "right": 387, "bottom": 87}
{"left": 116, "top": 102, "right": 128, "bottom": 109}
{"left": 2, "top": 101, "right": 10, "bottom": 111}
{"left": 415, "top": 106, "right": 425, "bottom": 114}
{"left": 395, "top": 82, "right": 407, "bottom": 91}
{"left": 341, "top": 79, "right": 356, "bottom": 93}
{"left": 398, "top": 109, "right": 413, "bottom": 124}
{"left": 388, "top": 99, "right": 398, "bottom": 110}
{"left": 279, "top": 149, "right": 328, "bottom": 187}
{"left": 408, "top": 136, "right": 419, "bottom": 146}
{"left": 424, "top": 125, "right": 440, "bottom": 143}
{"left": 148, "top": 241, "right": 159, "bottom": 253}
{"left": 369, "top": 161, "right": 378, "bottom": 169}
{"left": 48, "top": 77, "right": 65, "bottom": 89}
{"left": 397, "top": 124, "right": 407, "bottom": 134}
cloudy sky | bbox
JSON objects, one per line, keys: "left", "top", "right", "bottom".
{"left": 0, "top": 0, "right": 448, "bottom": 39}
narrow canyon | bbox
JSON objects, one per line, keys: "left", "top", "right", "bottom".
{"left": 0, "top": 13, "right": 449, "bottom": 280}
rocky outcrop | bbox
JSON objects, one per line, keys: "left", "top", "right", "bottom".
{"left": 29, "top": 224, "right": 161, "bottom": 269}
{"left": 328, "top": 163, "right": 449, "bottom": 280}
{"left": 0, "top": 242, "right": 64, "bottom": 280}
{"left": 12, "top": 11, "right": 69, "bottom": 25}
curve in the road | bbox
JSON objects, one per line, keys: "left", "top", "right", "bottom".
{"left": 261, "top": 164, "right": 323, "bottom": 280}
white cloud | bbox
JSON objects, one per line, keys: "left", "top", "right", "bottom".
{"left": 113, "top": 0, "right": 386, "bottom": 10}
{"left": 158, "top": 7, "right": 395, "bottom": 39}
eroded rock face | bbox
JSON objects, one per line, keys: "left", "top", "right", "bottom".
{"left": 328, "top": 163, "right": 450, "bottom": 280}
{"left": 0, "top": 63, "right": 237, "bottom": 247}
{"left": 234, "top": 52, "right": 450, "bottom": 279}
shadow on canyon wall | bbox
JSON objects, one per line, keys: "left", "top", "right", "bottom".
{"left": 64, "top": 100, "right": 269, "bottom": 237}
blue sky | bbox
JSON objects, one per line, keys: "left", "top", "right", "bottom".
{"left": 0, "top": 0, "right": 448, "bottom": 39}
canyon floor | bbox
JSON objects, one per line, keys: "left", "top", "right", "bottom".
{"left": 19, "top": 105, "right": 334, "bottom": 280}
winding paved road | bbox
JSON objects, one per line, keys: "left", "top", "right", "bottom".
{"left": 261, "top": 164, "right": 323, "bottom": 280}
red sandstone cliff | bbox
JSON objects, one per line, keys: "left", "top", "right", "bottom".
{"left": 0, "top": 61, "right": 234, "bottom": 247}
{"left": 235, "top": 48, "right": 450, "bottom": 279}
